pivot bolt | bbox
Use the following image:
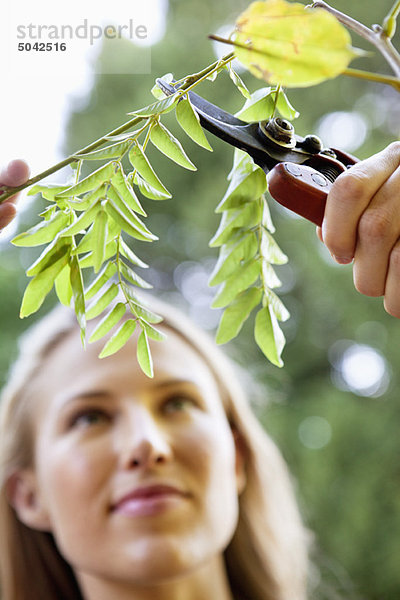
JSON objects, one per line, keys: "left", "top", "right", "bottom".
{"left": 302, "top": 134, "right": 323, "bottom": 154}
{"left": 259, "top": 117, "right": 296, "bottom": 148}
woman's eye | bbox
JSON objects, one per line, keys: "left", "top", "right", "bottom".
{"left": 163, "top": 395, "right": 196, "bottom": 413}
{"left": 69, "top": 409, "right": 111, "bottom": 429}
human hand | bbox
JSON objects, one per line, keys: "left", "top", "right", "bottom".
{"left": 0, "top": 160, "right": 30, "bottom": 231}
{"left": 318, "top": 142, "right": 400, "bottom": 318}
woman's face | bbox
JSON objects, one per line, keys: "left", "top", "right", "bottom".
{"left": 22, "top": 325, "right": 244, "bottom": 588}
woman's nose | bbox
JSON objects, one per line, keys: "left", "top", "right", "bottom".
{"left": 119, "top": 407, "right": 172, "bottom": 470}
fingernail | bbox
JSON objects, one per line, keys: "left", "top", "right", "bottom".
{"left": 321, "top": 219, "right": 327, "bottom": 242}
{"left": 333, "top": 255, "right": 353, "bottom": 265}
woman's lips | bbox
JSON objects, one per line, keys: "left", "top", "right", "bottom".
{"left": 112, "top": 485, "right": 189, "bottom": 517}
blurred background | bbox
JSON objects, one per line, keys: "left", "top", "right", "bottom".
{"left": 1, "top": 1, "right": 399, "bottom": 598}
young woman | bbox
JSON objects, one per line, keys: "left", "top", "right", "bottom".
{"left": 0, "top": 299, "right": 309, "bottom": 600}
{"left": 0, "top": 141, "right": 399, "bottom": 599}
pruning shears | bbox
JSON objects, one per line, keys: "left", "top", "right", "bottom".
{"left": 156, "top": 79, "right": 358, "bottom": 227}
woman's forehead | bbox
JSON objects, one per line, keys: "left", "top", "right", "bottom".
{"left": 32, "top": 324, "right": 222, "bottom": 406}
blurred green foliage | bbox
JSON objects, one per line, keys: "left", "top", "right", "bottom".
{"left": 1, "top": 1, "right": 399, "bottom": 598}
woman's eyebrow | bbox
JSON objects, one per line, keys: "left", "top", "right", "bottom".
{"left": 153, "top": 378, "right": 201, "bottom": 390}
{"left": 59, "top": 390, "right": 113, "bottom": 406}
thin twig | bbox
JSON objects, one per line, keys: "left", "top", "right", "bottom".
{"left": 310, "top": 1, "right": 400, "bottom": 78}
{"left": 0, "top": 52, "right": 235, "bottom": 205}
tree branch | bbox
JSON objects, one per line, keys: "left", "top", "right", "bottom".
{"left": 310, "top": 1, "right": 400, "bottom": 78}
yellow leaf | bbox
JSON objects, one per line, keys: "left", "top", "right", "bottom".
{"left": 233, "top": 0, "right": 364, "bottom": 87}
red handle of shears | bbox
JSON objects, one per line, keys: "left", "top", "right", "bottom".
{"left": 267, "top": 151, "right": 358, "bottom": 227}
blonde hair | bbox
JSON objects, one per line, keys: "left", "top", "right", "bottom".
{"left": 0, "top": 297, "right": 310, "bottom": 600}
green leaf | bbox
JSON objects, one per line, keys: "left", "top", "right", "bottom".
{"left": 111, "top": 170, "right": 146, "bottom": 216}
{"left": 216, "top": 287, "right": 262, "bottom": 344}
{"left": 216, "top": 166, "right": 267, "bottom": 212}
{"left": 261, "top": 196, "right": 275, "bottom": 233}
{"left": 276, "top": 89, "right": 299, "bottom": 120}
{"left": 38, "top": 205, "right": 57, "bottom": 220}
{"left": 56, "top": 162, "right": 116, "bottom": 198}
{"left": 150, "top": 122, "right": 196, "bottom": 171}
{"left": 85, "top": 262, "right": 117, "bottom": 300}
{"left": 55, "top": 264, "right": 73, "bottom": 307}
{"left": 73, "top": 140, "right": 132, "bottom": 161}
{"left": 260, "top": 230, "right": 288, "bottom": 265}
{"left": 254, "top": 305, "right": 285, "bottom": 367}
{"left": 26, "top": 237, "right": 71, "bottom": 276}
{"left": 20, "top": 252, "right": 70, "bottom": 318}
{"left": 86, "top": 282, "right": 119, "bottom": 320}
{"left": 106, "top": 186, "right": 154, "bottom": 240}
{"left": 209, "top": 201, "right": 262, "bottom": 247}
{"left": 211, "top": 260, "right": 260, "bottom": 308}
{"left": 129, "top": 299, "right": 163, "bottom": 324}
{"left": 235, "top": 87, "right": 274, "bottom": 122}
{"left": 132, "top": 172, "right": 171, "bottom": 200}
{"left": 12, "top": 211, "right": 69, "bottom": 247}
{"left": 209, "top": 232, "right": 258, "bottom": 286}
{"left": 233, "top": 0, "right": 364, "bottom": 88}
{"left": 79, "top": 240, "right": 118, "bottom": 269}
{"left": 264, "top": 288, "right": 290, "bottom": 321}
{"left": 128, "top": 95, "right": 178, "bottom": 117}
{"left": 105, "top": 200, "right": 157, "bottom": 243}
{"left": 261, "top": 260, "right": 282, "bottom": 289}
{"left": 104, "top": 131, "right": 142, "bottom": 142}
{"left": 99, "top": 319, "right": 137, "bottom": 358}
{"left": 151, "top": 73, "right": 174, "bottom": 99}
{"left": 91, "top": 209, "right": 108, "bottom": 273}
{"left": 60, "top": 200, "right": 101, "bottom": 237}
{"left": 89, "top": 302, "right": 127, "bottom": 343}
{"left": 27, "top": 183, "right": 73, "bottom": 201}
{"left": 69, "top": 255, "right": 86, "bottom": 343}
{"left": 119, "top": 238, "right": 148, "bottom": 269}
{"left": 175, "top": 97, "right": 213, "bottom": 151}
{"left": 129, "top": 144, "right": 171, "bottom": 196}
{"left": 142, "top": 321, "right": 167, "bottom": 342}
{"left": 137, "top": 329, "right": 153, "bottom": 377}
{"left": 67, "top": 184, "right": 107, "bottom": 211}
{"left": 119, "top": 261, "right": 152, "bottom": 289}
{"left": 228, "top": 65, "right": 251, "bottom": 99}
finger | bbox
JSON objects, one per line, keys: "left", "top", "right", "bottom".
{"left": 0, "top": 159, "right": 30, "bottom": 188}
{"left": 352, "top": 167, "right": 400, "bottom": 297}
{"left": 322, "top": 142, "right": 400, "bottom": 263}
{"left": 383, "top": 239, "right": 400, "bottom": 318}
{"left": 316, "top": 225, "right": 323, "bottom": 243}
{"left": 0, "top": 202, "right": 17, "bottom": 230}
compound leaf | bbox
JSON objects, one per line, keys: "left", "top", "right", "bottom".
{"left": 216, "top": 287, "right": 262, "bottom": 344}
{"left": 129, "top": 144, "right": 171, "bottom": 196}
{"left": 209, "top": 232, "right": 258, "bottom": 286}
{"left": 175, "top": 97, "right": 213, "bottom": 151}
{"left": 212, "top": 260, "right": 260, "bottom": 308}
{"left": 56, "top": 162, "right": 115, "bottom": 198}
{"left": 150, "top": 122, "right": 196, "bottom": 171}
{"left": 69, "top": 255, "right": 86, "bottom": 343}
{"left": 86, "top": 282, "right": 119, "bottom": 320}
{"left": 254, "top": 305, "right": 285, "bottom": 367}
{"left": 55, "top": 264, "right": 73, "bottom": 307}
{"left": 99, "top": 319, "right": 137, "bottom": 358}
{"left": 20, "top": 252, "right": 69, "bottom": 318}
{"left": 89, "top": 302, "right": 127, "bottom": 343}
{"left": 137, "top": 329, "right": 153, "bottom": 378}
{"left": 12, "top": 211, "right": 69, "bottom": 247}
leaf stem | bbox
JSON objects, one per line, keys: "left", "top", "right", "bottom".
{"left": 0, "top": 115, "right": 144, "bottom": 204}
{"left": 383, "top": 0, "right": 400, "bottom": 38}
{"left": 342, "top": 67, "right": 400, "bottom": 90}
{"left": 178, "top": 51, "right": 235, "bottom": 93}
{"left": 310, "top": 1, "right": 400, "bottom": 78}
{"left": 272, "top": 84, "right": 282, "bottom": 117}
